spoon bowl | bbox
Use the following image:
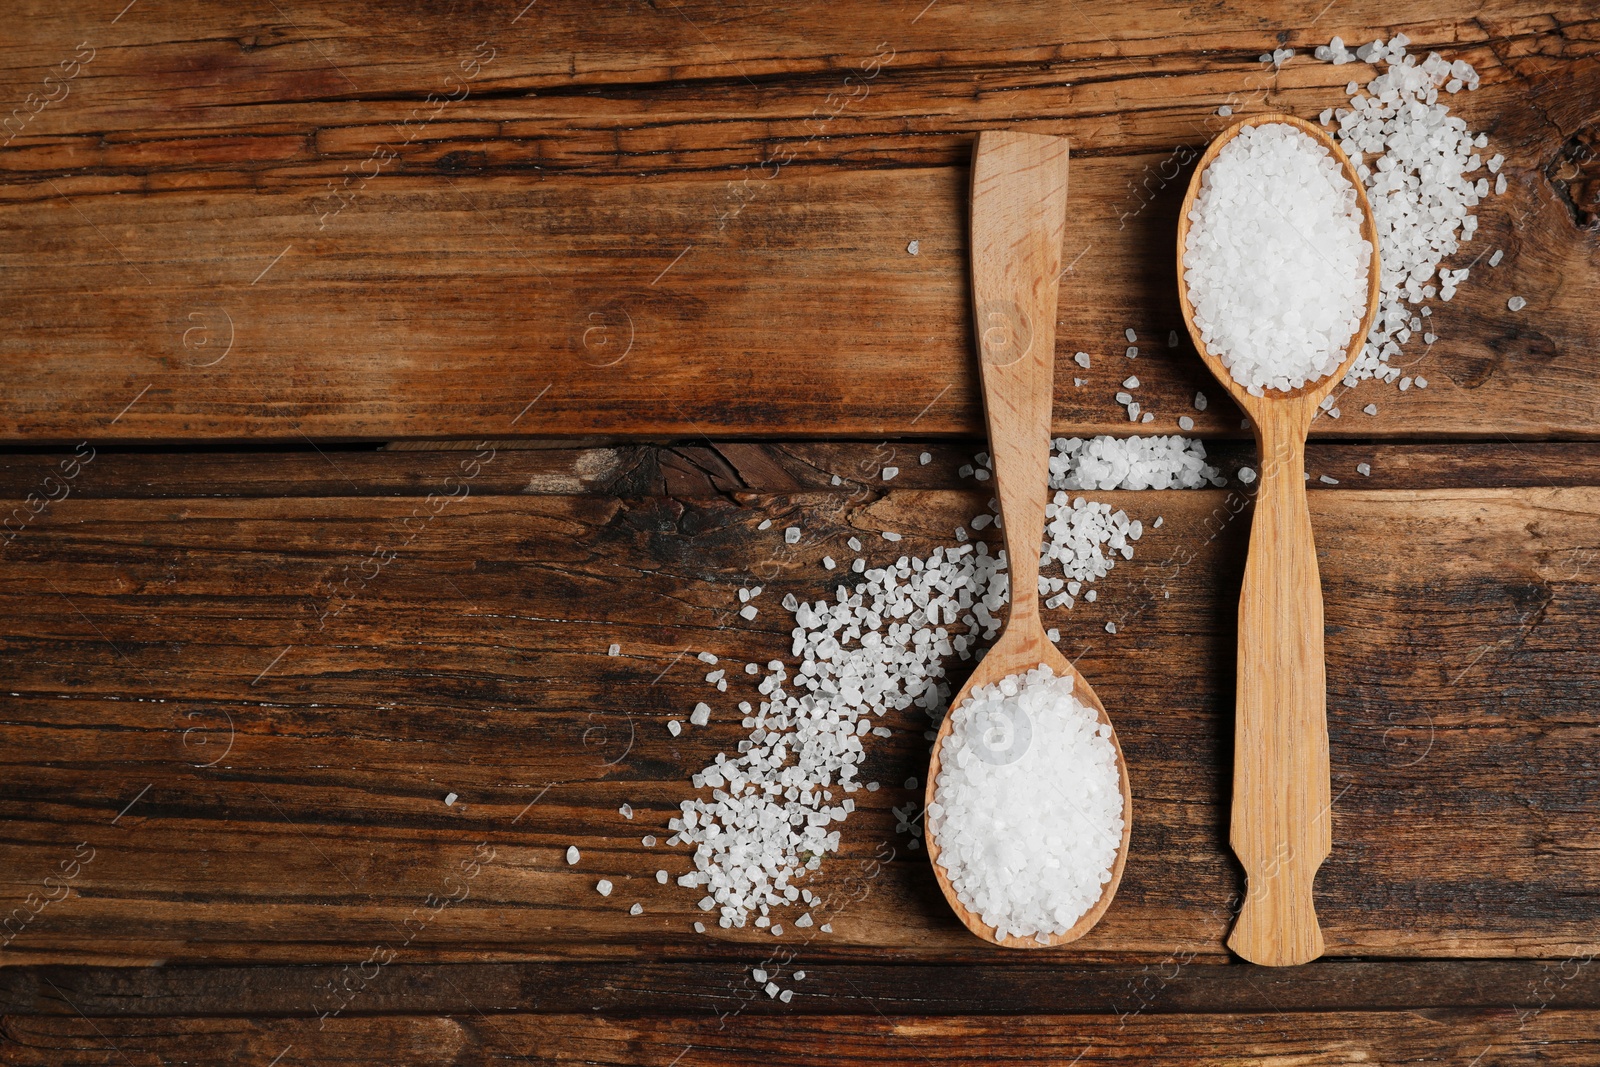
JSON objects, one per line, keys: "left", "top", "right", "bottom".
{"left": 923, "top": 129, "right": 1132, "bottom": 949}
{"left": 1175, "top": 113, "right": 1381, "bottom": 967}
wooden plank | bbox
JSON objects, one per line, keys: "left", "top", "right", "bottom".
{"left": 0, "top": 476, "right": 1596, "bottom": 964}
{"left": 4, "top": 440, "right": 1600, "bottom": 505}
{"left": 3, "top": 1010, "right": 1599, "bottom": 1065}
{"left": 0, "top": 9, "right": 1596, "bottom": 442}
{"left": 5, "top": 960, "right": 1600, "bottom": 1016}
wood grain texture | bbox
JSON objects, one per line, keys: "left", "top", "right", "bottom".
{"left": 5, "top": 1009, "right": 1600, "bottom": 1065}
{"left": 1175, "top": 114, "right": 1383, "bottom": 967}
{"left": 8, "top": 959, "right": 1600, "bottom": 1016}
{"left": 0, "top": 4, "right": 1597, "bottom": 442}
{"left": 0, "top": 458, "right": 1596, "bottom": 965}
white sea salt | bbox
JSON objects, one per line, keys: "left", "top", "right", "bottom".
{"left": 882, "top": 467, "right": 900, "bottom": 481}
{"left": 1183, "top": 122, "right": 1372, "bottom": 394}
{"left": 597, "top": 879, "right": 613, "bottom": 896}
{"left": 786, "top": 527, "right": 801, "bottom": 544}
{"left": 670, "top": 437, "right": 1217, "bottom": 931}
{"left": 607, "top": 643, "right": 620, "bottom": 657}
{"left": 1238, "top": 467, "right": 1257, "bottom": 484}
{"left": 1074, "top": 352, "right": 1091, "bottom": 368}
{"left": 1357, "top": 463, "right": 1371, "bottom": 476}
{"left": 1124, "top": 328, "right": 1137, "bottom": 342}
{"left": 1178, "top": 416, "right": 1194, "bottom": 431}
{"left": 620, "top": 803, "right": 633, "bottom": 819}
{"left": 668, "top": 719, "right": 682, "bottom": 736}
{"left": 566, "top": 846, "right": 580, "bottom": 865}
{"left": 630, "top": 903, "right": 643, "bottom": 915}
{"left": 1313, "top": 36, "right": 1498, "bottom": 391}
{"left": 1508, "top": 296, "right": 1526, "bottom": 311}
{"left": 929, "top": 665, "right": 1123, "bottom": 940}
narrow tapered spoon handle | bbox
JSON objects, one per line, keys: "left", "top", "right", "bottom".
{"left": 969, "top": 130, "right": 1069, "bottom": 629}
{"left": 1227, "top": 411, "right": 1332, "bottom": 967}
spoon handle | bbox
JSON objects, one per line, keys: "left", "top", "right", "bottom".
{"left": 968, "top": 130, "right": 1069, "bottom": 630}
{"left": 1228, "top": 415, "right": 1332, "bottom": 967}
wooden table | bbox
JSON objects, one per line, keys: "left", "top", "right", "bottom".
{"left": 2, "top": 2, "right": 1598, "bottom": 1062}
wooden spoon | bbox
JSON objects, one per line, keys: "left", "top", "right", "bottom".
{"left": 923, "top": 129, "right": 1133, "bottom": 949}
{"left": 1175, "top": 113, "right": 1382, "bottom": 967}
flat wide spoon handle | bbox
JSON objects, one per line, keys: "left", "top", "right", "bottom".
{"left": 1228, "top": 414, "right": 1332, "bottom": 967}
{"left": 969, "top": 129, "right": 1069, "bottom": 629}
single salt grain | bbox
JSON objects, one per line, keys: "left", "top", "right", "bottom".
{"left": 1218, "top": 105, "right": 1233, "bottom": 117}
{"left": 883, "top": 531, "right": 902, "bottom": 542}
{"left": 831, "top": 475, "right": 842, "bottom": 486}
{"left": 607, "top": 643, "right": 620, "bottom": 656}
{"left": 698, "top": 652, "right": 718, "bottom": 664}
{"left": 758, "top": 519, "right": 772, "bottom": 530}
{"left": 1123, "top": 376, "right": 1140, "bottom": 389}
{"left": 1357, "top": 463, "right": 1372, "bottom": 476}
{"left": 694, "top": 921, "right": 705, "bottom": 933}
{"left": 1125, "top": 346, "right": 1138, "bottom": 359}
{"left": 597, "top": 879, "right": 613, "bottom": 896}
{"left": 1489, "top": 249, "right": 1503, "bottom": 267}
{"left": 642, "top": 835, "right": 656, "bottom": 846}
{"left": 1194, "top": 392, "right": 1208, "bottom": 411}
{"left": 1105, "top": 621, "right": 1117, "bottom": 634}
{"left": 779, "top": 989, "right": 794, "bottom": 1003}
{"left": 566, "top": 846, "right": 580, "bottom": 865}
{"left": 882, "top": 467, "right": 900, "bottom": 481}
{"left": 1238, "top": 467, "right": 1257, "bottom": 484}
{"left": 795, "top": 971, "right": 807, "bottom": 980}
{"left": 630, "top": 903, "right": 643, "bottom": 915}
{"left": 690, "top": 703, "right": 711, "bottom": 726}
{"left": 1125, "top": 328, "right": 1137, "bottom": 342}
{"left": 822, "top": 555, "right": 836, "bottom": 570}
{"left": 668, "top": 719, "right": 682, "bottom": 736}
{"left": 656, "top": 869, "right": 669, "bottom": 884}
{"left": 785, "top": 526, "right": 801, "bottom": 544}
{"left": 1074, "top": 351, "right": 1091, "bottom": 368}
{"left": 907, "top": 240, "right": 920, "bottom": 255}
{"left": 740, "top": 605, "right": 758, "bottom": 621}
{"left": 753, "top": 968, "right": 768, "bottom": 982}
{"left": 1320, "top": 475, "right": 1339, "bottom": 485}
{"left": 1508, "top": 296, "right": 1526, "bottom": 311}
{"left": 620, "top": 803, "right": 633, "bottom": 819}
{"left": 821, "top": 923, "right": 833, "bottom": 933}
{"left": 1415, "top": 376, "right": 1428, "bottom": 389}
{"left": 1179, "top": 416, "right": 1194, "bottom": 431}
{"left": 1364, "top": 403, "right": 1378, "bottom": 415}
{"left": 920, "top": 452, "right": 932, "bottom": 465}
